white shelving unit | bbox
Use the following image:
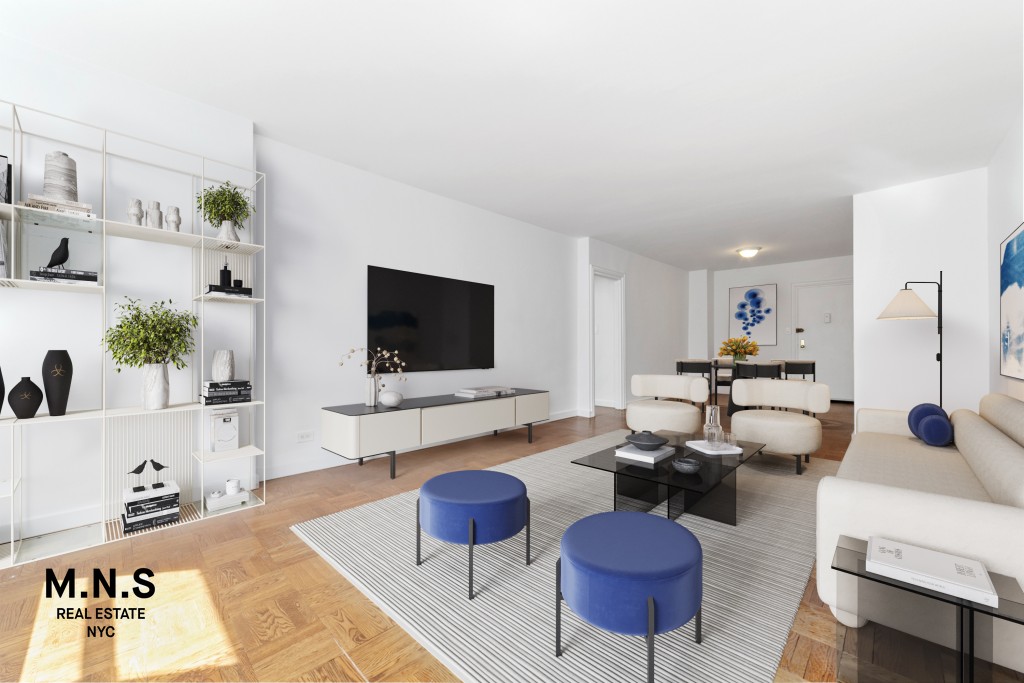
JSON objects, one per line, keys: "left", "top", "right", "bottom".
{"left": 0, "top": 100, "right": 266, "bottom": 565}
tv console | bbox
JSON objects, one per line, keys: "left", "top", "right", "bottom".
{"left": 321, "top": 389, "right": 549, "bottom": 479}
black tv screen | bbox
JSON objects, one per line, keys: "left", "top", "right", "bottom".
{"left": 368, "top": 266, "right": 495, "bottom": 372}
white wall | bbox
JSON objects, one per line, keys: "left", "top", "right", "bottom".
{"left": 711, "top": 255, "right": 854, "bottom": 362}
{"left": 256, "top": 136, "right": 579, "bottom": 480}
{"left": 687, "top": 269, "right": 713, "bottom": 359}
{"left": 574, "top": 238, "right": 688, "bottom": 412}
{"left": 0, "top": 37, "right": 254, "bottom": 535}
{"left": 853, "top": 168, "right": 989, "bottom": 413}
{"left": 592, "top": 274, "right": 620, "bottom": 407}
{"left": 988, "top": 105, "right": 1024, "bottom": 400}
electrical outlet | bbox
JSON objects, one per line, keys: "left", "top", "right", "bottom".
{"left": 296, "top": 430, "right": 315, "bottom": 444}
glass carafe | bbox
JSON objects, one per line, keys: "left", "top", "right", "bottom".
{"left": 703, "top": 405, "right": 724, "bottom": 449}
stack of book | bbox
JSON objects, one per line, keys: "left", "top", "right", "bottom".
{"left": 20, "top": 194, "right": 96, "bottom": 219}
{"left": 866, "top": 536, "right": 999, "bottom": 606}
{"left": 29, "top": 266, "right": 99, "bottom": 286}
{"left": 614, "top": 443, "right": 675, "bottom": 466}
{"left": 206, "top": 284, "right": 253, "bottom": 298}
{"left": 200, "top": 380, "right": 252, "bottom": 405}
{"left": 454, "top": 386, "right": 515, "bottom": 399}
{"left": 122, "top": 481, "right": 180, "bottom": 534}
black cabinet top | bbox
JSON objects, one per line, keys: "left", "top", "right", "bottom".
{"left": 323, "top": 388, "right": 547, "bottom": 417}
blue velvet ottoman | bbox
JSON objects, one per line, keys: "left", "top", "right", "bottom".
{"left": 417, "top": 470, "right": 530, "bottom": 600}
{"left": 556, "top": 511, "right": 702, "bottom": 683}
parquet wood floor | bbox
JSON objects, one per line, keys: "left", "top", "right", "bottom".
{"left": 5, "top": 398, "right": 1007, "bottom": 683}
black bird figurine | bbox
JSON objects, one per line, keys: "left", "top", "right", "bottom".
{"left": 127, "top": 460, "right": 148, "bottom": 492}
{"left": 45, "top": 237, "right": 70, "bottom": 270}
{"left": 150, "top": 459, "right": 170, "bottom": 488}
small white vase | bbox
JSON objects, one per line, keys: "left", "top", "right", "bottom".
{"left": 142, "top": 363, "right": 169, "bottom": 410}
{"left": 365, "top": 376, "right": 380, "bottom": 407}
{"left": 216, "top": 222, "right": 240, "bottom": 242}
{"left": 127, "top": 199, "right": 144, "bottom": 226}
{"left": 165, "top": 206, "right": 181, "bottom": 232}
{"left": 146, "top": 201, "right": 163, "bottom": 229}
{"left": 380, "top": 391, "right": 403, "bottom": 408}
{"left": 212, "top": 350, "right": 235, "bottom": 382}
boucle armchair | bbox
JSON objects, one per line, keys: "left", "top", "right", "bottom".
{"left": 729, "top": 378, "right": 830, "bottom": 473}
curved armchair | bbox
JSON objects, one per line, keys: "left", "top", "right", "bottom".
{"left": 626, "top": 375, "right": 709, "bottom": 435}
{"left": 730, "top": 379, "right": 830, "bottom": 474}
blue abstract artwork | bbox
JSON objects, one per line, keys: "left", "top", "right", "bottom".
{"left": 728, "top": 284, "right": 777, "bottom": 345}
{"left": 1000, "top": 221, "right": 1024, "bottom": 379}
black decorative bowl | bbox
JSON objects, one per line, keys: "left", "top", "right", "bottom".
{"left": 672, "top": 458, "right": 701, "bottom": 474}
{"left": 625, "top": 430, "right": 669, "bottom": 451}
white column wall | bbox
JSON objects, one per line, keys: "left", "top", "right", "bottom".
{"left": 853, "top": 168, "right": 989, "bottom": 413}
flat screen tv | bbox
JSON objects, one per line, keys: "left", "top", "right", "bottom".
{"left": 368, "top": 266, "right": 494, "bottom": 372}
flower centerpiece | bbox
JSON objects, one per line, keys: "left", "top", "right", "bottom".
{"left": 340, "top": 346, "right": 407, "bottom": 407}
{"left": 718, "top": 335, "right": 759, "bottom": 362}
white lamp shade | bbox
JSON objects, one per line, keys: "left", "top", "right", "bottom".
{"left": 878, "top": 288, "right": 936, "bottom": 320}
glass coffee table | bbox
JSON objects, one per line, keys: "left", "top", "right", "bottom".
{"left": 572, "top": 432, "right": 765, "bottom": 526}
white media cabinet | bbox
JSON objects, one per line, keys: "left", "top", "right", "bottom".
{"left": 321, "top": 389, "right": 549, "bottom": 478}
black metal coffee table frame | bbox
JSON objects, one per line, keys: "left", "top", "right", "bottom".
{"left": 572, "top": 432, "right": 765, "bottom": 526}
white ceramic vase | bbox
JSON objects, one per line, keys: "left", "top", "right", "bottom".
{"left": 165, "top": 206, "right": 181, "bottom": 232}
{"left": 217, "top": 222, "right": 240, "bottom": 242}
{"left": 365, "top": 376, "right": 380, "bottom": 407}
{"left": 43, "top": 151, "right": 78, "bottom": 201}
{"left": 380, "top": 391, "right": 403, "bottom": 408}
{"left": 146, "top": 201, "right": 163, "bottom": 229}
{"left": 127, "top": 199, "right": 144, "bottom": 226}
{"left": 142, "top": 363, "right": 169, "bottom": 410}
{"left": 212, "top": 350, "right": 235, "bottom": 382}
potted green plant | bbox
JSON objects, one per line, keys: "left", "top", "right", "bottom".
{"left": 103, "top": 297, "right": 199, "bottom": 410}
{"left": 196, "top": 181, "right": 254, "bottom": 243}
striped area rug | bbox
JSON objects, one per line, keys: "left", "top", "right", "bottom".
{"left": 293, "top": 431, "right": 839, "bottom": 683}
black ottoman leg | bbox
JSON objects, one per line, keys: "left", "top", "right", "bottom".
{"left": 695, "top": 607, "right": 702, "bottom": 644}
{"left": 526, "top": 498, "right": 532, "bottom": 565}
{"left": 468, "top": 517, "right": 475, "bottom": 600}
{"left": 416, "top": 498, "right": 422, "bottom": 566}
{"left": 555, "top": 558, "right": 562, "bottom": 657}
{"left": 647, "top": 596, "right": 655, "bottom": 683}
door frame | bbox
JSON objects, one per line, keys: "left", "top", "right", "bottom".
{"left": 590, "top": 266, "right": 626, "bottom": 412}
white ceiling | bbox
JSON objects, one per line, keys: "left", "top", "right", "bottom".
{"left": 4, "top": 1, "right": 1021, "bottom": 270}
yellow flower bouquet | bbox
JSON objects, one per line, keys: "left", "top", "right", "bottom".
{"left": 718, "top": 336, "right": 759, "bottom": 360}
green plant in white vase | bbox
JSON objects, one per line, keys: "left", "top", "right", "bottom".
{"left": 196, "top": 181, "right": 254, "bottom": 243}
{"left": 103, "top": 297, "right": 198, "bottom": 410}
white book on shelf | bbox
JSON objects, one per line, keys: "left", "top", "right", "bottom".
{"left": 866, "top": 536, "right": 998, "bottom": 607}
{"left": 455, "top": 390, "right": 496, "bottom": 398}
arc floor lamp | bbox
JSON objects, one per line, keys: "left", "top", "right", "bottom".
{"left": 877, "top": 271, "right": 943, "bottom": 407}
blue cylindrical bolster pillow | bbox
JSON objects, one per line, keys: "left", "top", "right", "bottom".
{"left": 908, "top": 403, "right": 945, "bottom": 439}
{"left": 918, "top": 414, "right": 954, "bottom": 447}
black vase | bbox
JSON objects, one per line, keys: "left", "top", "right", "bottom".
{"left": 42, "top": 350, "right": 73, "bottom": 417}
{"left": 8, "top": 377, "right": 43, "bottom": 419}
{"left": 0, "top": 366, "right": 4, "bottom": 417}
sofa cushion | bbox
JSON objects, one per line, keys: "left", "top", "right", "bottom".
{"left": 837, "top": 432, "right": 991, "bottom": 502}
{"left": 951, "top": 409, "right": 1024, "bottom": 508}
{"left": 908, "top": 403, "right": 945, "bottom": 440}
{"left": 919, "top": 414, "right": 953, "bottom": 447}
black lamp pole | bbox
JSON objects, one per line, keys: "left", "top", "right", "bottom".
{"left": 904, "top": 270, "right": 943, "bottom": 407}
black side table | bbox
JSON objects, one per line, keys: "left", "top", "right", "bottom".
{"left": 832, "top": 535, "right": 1024, "bottom": 683}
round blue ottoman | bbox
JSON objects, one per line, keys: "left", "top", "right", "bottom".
{"left": 556, "top": 511, "right": 702, "bottom": 683}
{"left": 417, "top": 470, "right": 530, "bottom": 599}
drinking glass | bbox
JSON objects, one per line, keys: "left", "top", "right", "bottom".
{"left": 725, "top": 432, "right": 737, "bottom": 448}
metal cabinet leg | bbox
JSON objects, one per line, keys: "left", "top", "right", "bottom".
{"left": 528, "top": 423, "right": 534, "bottom": 443}
{"left": 416, "top": 498, "right": 422, "bottom": 565}
{"left": 390, "top": 451, "right": 396, "bottom": 479}
{"left": 468, "top": 517, "right": 475, "bottom": 600}
{"left": 647, "top": 596, "right": 655, "bottom": 683}
{"left": 555, "top": 558, "right": 562, "bottom": 657}
{"left": 359, "top": 458, "right": 364, "bottom": 466}
{"left": 525, "top": 498, "right": 531, "bottom": 565}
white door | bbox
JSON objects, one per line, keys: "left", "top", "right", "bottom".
{"left": 593, "top": 273, "right": 623, "bottom": 409}
{"left": 793, "top": 281, "right": 854, "bottom": 401}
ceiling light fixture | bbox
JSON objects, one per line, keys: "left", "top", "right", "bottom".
{"left": 736, "top": 247, "right": 761, "bottom": 258}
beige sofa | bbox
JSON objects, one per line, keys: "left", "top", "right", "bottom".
{"left": 816, "top": 393, "right": 1024, "bottom": 671}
